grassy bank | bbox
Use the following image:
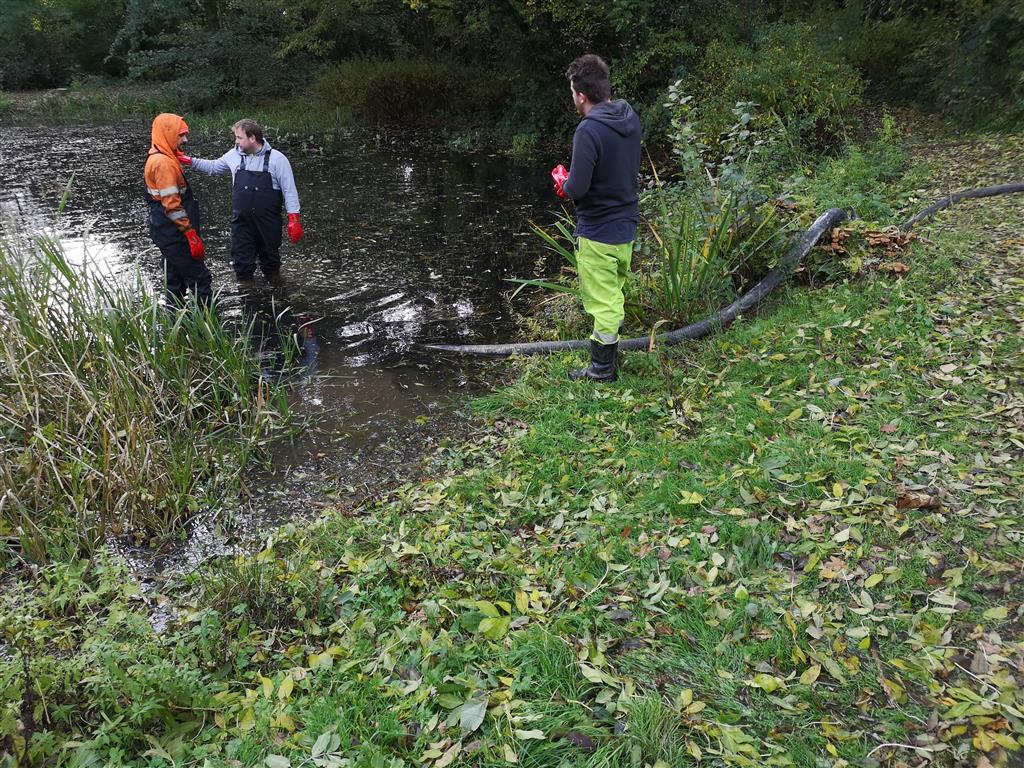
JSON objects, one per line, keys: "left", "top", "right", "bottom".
{"left": 0, "top": 86, "right": 351, "bottom": 149}
{"left": 2, "top": 133, "right": 1021, "bottom": 765}
{"left": 0, "top": 84, "right": 507, "bottom": 155}
{"left": 0, "top": 230, "right": 290, "bottom": 562}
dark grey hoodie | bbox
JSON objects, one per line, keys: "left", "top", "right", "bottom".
{"left": 563, "top": 99, "right": 642, "bottom": 245}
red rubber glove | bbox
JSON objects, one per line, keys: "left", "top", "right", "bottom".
{"left": 185, "top": 229, "right": 205, "bottom": 260}
{"left": 176, "top": 152, "right": 192, "bottom": 166}
{"left": 551, "top": 164, "right": 569, "bottom": 199}
{"left": 287, "top": 213, "right": 303, "bottom": 244}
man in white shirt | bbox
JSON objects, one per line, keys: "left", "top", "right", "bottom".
{"left": 179, "top": 119, "right": 304, "bottom": 281}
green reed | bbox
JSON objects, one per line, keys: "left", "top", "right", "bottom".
{"left": 0, "top": 230, "right": 290, "bottom": 562}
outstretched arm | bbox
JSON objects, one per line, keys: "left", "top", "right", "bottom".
{"left": 187, "top": 149, "right": 234, "bottom": 176}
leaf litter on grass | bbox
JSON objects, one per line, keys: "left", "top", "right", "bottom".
{"left": 2, "top": 132, "right": 1023, "bottom": 768}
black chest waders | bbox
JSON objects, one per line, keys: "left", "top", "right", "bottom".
{"left": 145, "top": 181, "right": 212, "bottom": 307}
{"left": 230, "top": 150, "right": 284, "bottom": 280}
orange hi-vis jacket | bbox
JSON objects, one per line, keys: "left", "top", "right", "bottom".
{"left": 144, "top": 113, "right": 194, "bottom": 234}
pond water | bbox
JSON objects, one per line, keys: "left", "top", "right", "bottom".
{"left": 0, "top": 122, "right": 561, "bottom": 573}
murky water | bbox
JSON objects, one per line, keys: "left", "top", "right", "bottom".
{"left": 0, "top": 122, "right": 559, "bottom": 577}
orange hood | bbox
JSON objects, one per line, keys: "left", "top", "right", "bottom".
{"left": 148, "top": 112, "right": 188, "bottom": 158}
{"left": 146, "top": 113, "right": 189, "bottom": 193}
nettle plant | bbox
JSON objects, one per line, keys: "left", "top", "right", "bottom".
{"left": 664, "top": 81, "right": 786, "bottom": 194}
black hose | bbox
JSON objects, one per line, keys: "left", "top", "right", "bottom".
{"left": 900, "top": 181, "right": 1024, "bottom": 232}
{"left": 420, "top": 180, "right": 1024, "bottom": 358}
{"left": 422, "top": 207, "right": 846, "bottom": 357}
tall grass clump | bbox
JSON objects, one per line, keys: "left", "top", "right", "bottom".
{"left": 638, "top": 176, "right": 791, "bottom": 325}
{"left": 796, "top": 113, "right": 917, "bottom": 221}
{"left": 0, "top": 230, "right": 289, "bottom": 562}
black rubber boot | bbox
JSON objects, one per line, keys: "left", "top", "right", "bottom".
{"left": 569, "top": 340, "right": 618, "bottom": 382}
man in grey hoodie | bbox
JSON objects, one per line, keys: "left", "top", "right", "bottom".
{"left": 552, "top": 54, "right": 641, "bottom": 382}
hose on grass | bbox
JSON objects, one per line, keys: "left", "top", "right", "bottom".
{"left": 422, "top": 181, "right": 1024, "bottom": 357}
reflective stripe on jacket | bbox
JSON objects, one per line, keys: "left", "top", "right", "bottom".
{"left": 144, "top": 113, "right": 193, "bottom": 233}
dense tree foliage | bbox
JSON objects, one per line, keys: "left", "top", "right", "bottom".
{"left": 0, "top": 0, "right": 124, "bottom": 88}
{"left": 1, "top": 0, "right": 1021, "bottom": 132}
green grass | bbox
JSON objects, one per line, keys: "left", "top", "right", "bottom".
{"left": 1, "top": 85, "right": 352, "bottom": 154}
{"left": 2, "top": 84, "right": 171, "bottom": 123}
{"left": 1, "top": 134, "right": 1022, "bottom": 766}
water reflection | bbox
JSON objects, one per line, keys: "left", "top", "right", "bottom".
{"left": 0, "top": 122, "right": 557, "bottom": 476}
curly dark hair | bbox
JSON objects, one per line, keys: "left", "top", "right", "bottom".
{"left": 565, "top": 54, "right": 611, "bottom": 103}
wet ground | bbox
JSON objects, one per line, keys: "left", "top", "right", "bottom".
{"left": 0, "top": 122, "right": 559, "bottom": 578}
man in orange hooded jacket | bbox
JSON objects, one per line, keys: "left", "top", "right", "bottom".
{"left": 144, "top": 113, "right": 212, "bottom": 307}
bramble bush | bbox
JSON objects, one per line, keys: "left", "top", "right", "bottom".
{"left": 693, "top": 22, "right": 864, "bottom": 152}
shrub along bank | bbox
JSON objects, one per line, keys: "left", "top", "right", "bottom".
{"left": 5, "top": 3, "right": 1022, "bottom": 153}
{"left": 2, "top": 133, "right": 1021, "bottom": 766}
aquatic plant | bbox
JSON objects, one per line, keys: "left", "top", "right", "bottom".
{"left": 0, "top": 228, "right": 290, "bottom": 562}
{"left": 641, "top": 173, "right": 791, "bottom": 325}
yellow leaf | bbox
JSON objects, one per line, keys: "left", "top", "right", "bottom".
{"left": 435, "top": 741, "right": 461, "bottom": 768}
{"left": 503, "top": 745, "right": 519, "bottom": 763}
{"left": 515, "top": 590, "right": 529, "bottom": 614}
{"left": 271, "top": 713, "right": 296, "bottom": 732}
{"left": 476, "top": 600, "right": 500, "bottom": 618}
{"left": 974, "top": 729, "right": 995, "bottom": 752}
{"left": 260, "top": 676, "right": 273, "bottom": 699}
{"left": 990, "top": 731, "right": 1020, "bottom": 750}
{"left": 864, "top": 573, "right": 884, "bottom": 588}
{"left": 983, "top": 606, "right": 1008, "bottom": 620}
{"left": 278, "top": 676, "right": 294, "bottom": 701}
{"left": 749, "top": 674, "right": 784, "bottom": 693}
{"left": 799, "top": 665, "right": 821, "bottom": 686}
{"left": 882, "top": 677, "right": 906, "bottom": 704}
{"left": 309, "top": 652, "right": 332, "bottom": 669}
{"left": 832, "top": 482, "right": 843, "bottom": 499}
{"left": 514, "top": 729, "right": 546, "bottom": 740}
{"left": 679, "top": 491, "right": 705, "bottom": 505}
{"left": 239, "top": 708, "right": 255, "bottom": 731}
{"left": 785, "top": 408, "right": 803, "bottom": 422}
{"left": 579, "top": 663, "right": 604, "bottom": 684}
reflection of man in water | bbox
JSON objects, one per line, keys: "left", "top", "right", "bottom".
{"left": 178, "top": 119, "right": 303, "bottom": 282}
{"left": 143, "top": 113, "right": 212, "bottom": 307}
{"left": 237, "top": 283, "right": 319, "bottom": 374}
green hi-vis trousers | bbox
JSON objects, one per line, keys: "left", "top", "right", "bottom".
{"left": 577, "top": 236, "right": 633, "bottom": 344}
